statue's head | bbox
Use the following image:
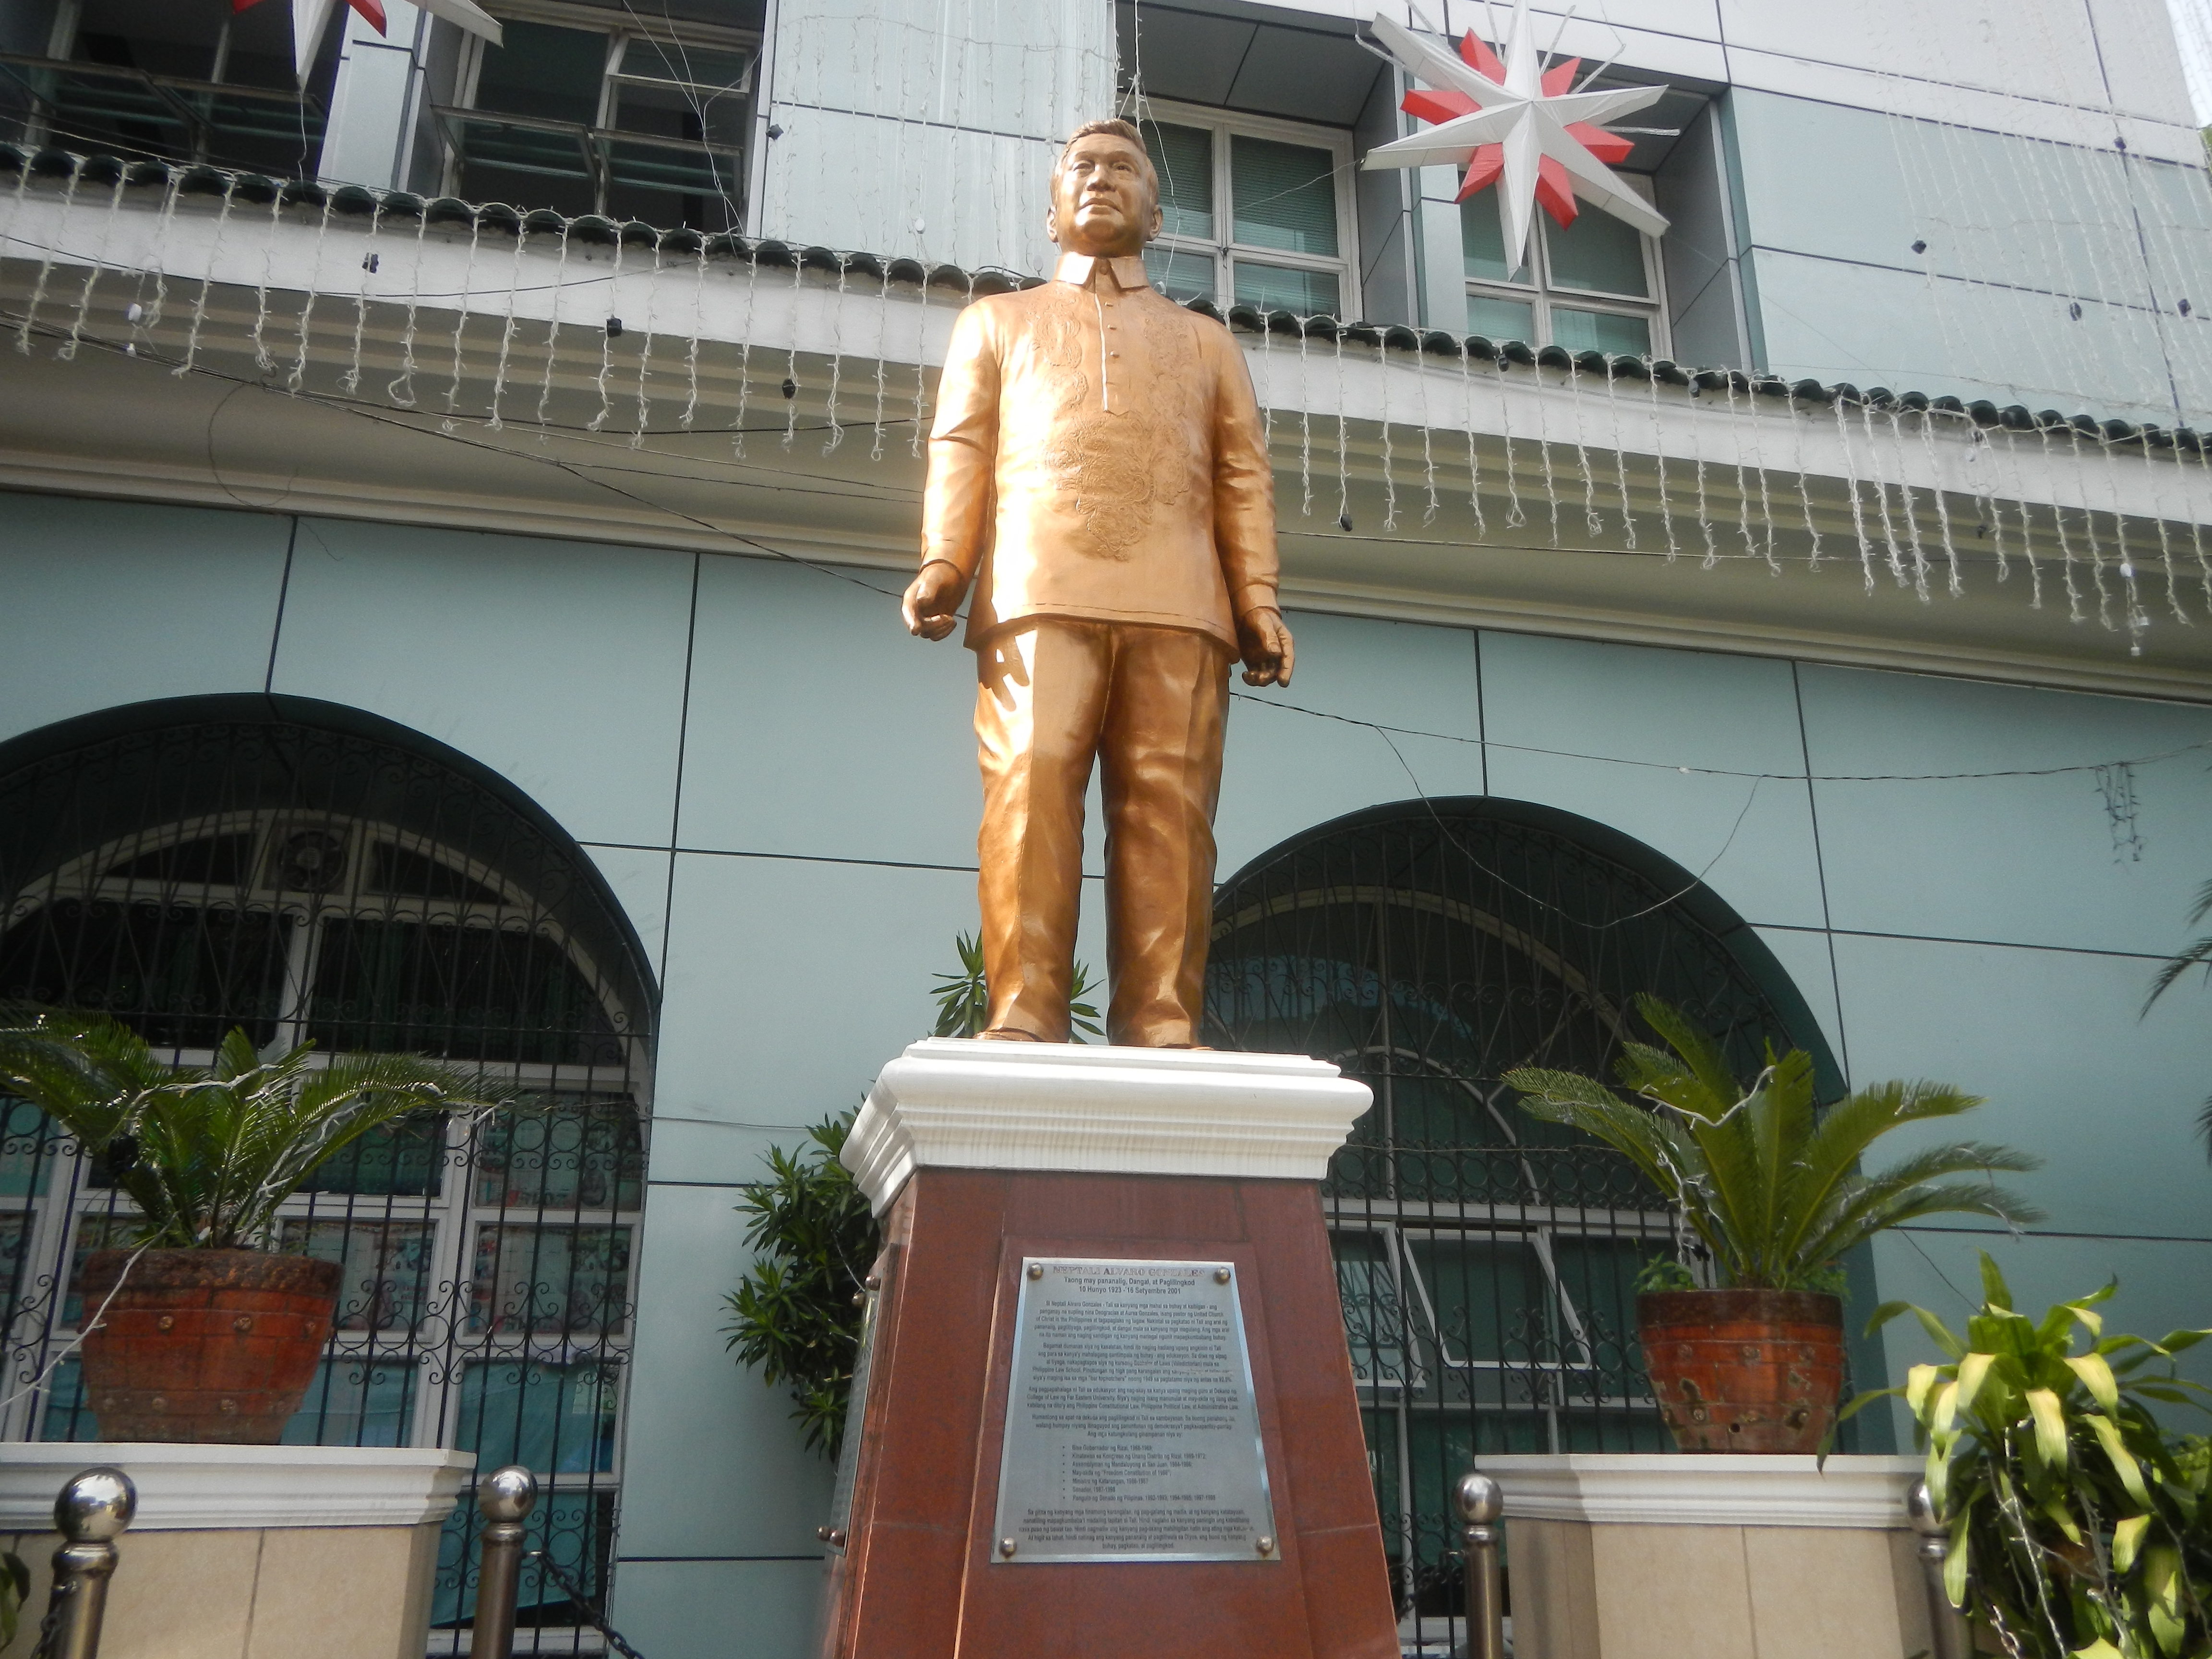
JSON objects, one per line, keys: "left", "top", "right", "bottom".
{"left": 1047, "top": 119, "right": 1162, "bottom": 261}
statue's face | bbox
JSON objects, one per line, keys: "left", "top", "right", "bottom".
{"left": 1048, "top": 133, "right": 1161, "bottom": 260}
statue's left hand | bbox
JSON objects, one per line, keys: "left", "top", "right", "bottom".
{"left": 1237, "top": 607, "right": 1295, "bottom": 687}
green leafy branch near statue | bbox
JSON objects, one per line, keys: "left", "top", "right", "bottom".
{"left": 1843, "top": 1254, "right": 2212, "bottom": 1659}
{"left": 722, "top": 936, "right": 1101, "bottom": 1459}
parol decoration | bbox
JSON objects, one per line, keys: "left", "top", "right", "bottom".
{"left": 1361, "top": 0, "right": 1669, "bottom": 271}
{"left": 233, "top": 0, "right": 502, "bottom": 82}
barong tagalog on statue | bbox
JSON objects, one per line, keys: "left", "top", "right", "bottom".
{"left": 990, "top": 1257, "right": 1278, "bottom": 1564}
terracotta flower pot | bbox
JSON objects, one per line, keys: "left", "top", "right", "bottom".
{"left": 1636, "top": 1288, "right": 1845, "bottom": 1455}
{"left": 77, "top": 1248, "right": 341, "bottom": 1443}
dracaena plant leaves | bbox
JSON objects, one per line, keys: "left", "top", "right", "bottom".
{"left": 1845, "top": 1253, "right": 2212, "bottom": 1658}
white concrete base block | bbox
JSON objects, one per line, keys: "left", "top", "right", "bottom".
{"left": 842, "top": 1038, "right": 1376, "bottom": 1213}
{"left": 1482, "top": 1455, "right": 1934, "bottom": 1659}
{"left": 0, "top": 1445, "right": 471, "bottom": 1659}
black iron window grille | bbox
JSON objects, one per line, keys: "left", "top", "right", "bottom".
{"left": 1205, "top": 798, "right": 1834, "bottom": 1657}
{"left": 0, "top": 700, "right": 657, "bottom": 1656}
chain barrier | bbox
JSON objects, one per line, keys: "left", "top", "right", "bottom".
{"left": 525, "top": 1550, "right": 647, "bottom": 1659}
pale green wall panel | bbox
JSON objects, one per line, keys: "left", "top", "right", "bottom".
{"left": 1751, "top": 924, "right": 1850, "bottom": 1078}
{"left": 1799, "top": 664, "right": 2212, "bottom": 953}
{"left": 1216, "top": 610, "right": 1482, "bottom": 878}
{"left": 608, "top": 1558, "right": 820, "bottom": 1659}
{"left": 648, "top": 849, "right": 976, "bottom": 1153}
{"left": 266, "top": 519, "right": 695, "bottom": 848}
{"left": 1828, "top": 930, "right": 2212, "bottom": 1241}
{"left": 1752, "top": 247, "right": 2180, "bottom": 421}
{"left": 1478, "top": 631, "right": 1828, "bottom": 930}
{"left": 0, "top": 493, "right": 289, "bottom": 743}
{"left": 675, "top": 554, "right": 980, "bottom": 867}
{"left": 584, "top": 843, "right": 674, "bottom": 982}
{"left": 619, "top": 1182, "right": 836, "bottom": 1561}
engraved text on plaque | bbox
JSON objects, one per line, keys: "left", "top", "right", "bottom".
{"left": 990, "top": 1257, "right": 1277, "bottom": 1563}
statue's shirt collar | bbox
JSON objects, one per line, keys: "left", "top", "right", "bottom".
{"left": 1051, "top": 252, "right": 1152, "bottom": 291}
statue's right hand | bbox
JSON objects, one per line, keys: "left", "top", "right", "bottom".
{"left": 902, "top": 562, "right": 966, "bottom": 641}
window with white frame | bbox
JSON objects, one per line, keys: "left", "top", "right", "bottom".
{"left": 1460, "top": 180, "right": 1666, "bottom": 356}
{"left": 1133, "top": 106, "right": 1356, "bottom": 319}
{"left": 439, "top": 2, "right": 757, "bottom": 229}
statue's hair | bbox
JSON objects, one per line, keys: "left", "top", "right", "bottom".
{"left": 1052, "top": 118, "right": 1158, "bottom": 197}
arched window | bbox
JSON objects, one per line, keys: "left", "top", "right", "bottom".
{"left": 0, "top": 696, "right": 656, "bottom": 1654}
{"left": 1206, "top": 798, "right": 1836, "bottom": 1643}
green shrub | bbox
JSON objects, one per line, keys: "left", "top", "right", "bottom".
{"left": 1848, "top": 1253, "right": 2212, "bottom": 1657}
{"left": 721, "top": 1110, "right": 876, "bottom": 1460}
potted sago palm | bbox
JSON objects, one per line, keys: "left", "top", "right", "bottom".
{"left": 1503, "top": 995, "right": 2043, "bottom": 1454}
{"left": 0, "top": 1005, "right": 513, "bottom": 1443}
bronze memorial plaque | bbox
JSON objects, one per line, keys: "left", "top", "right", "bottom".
{"left": 990, "top": 1257, "right": 1277, "bottom": 1564}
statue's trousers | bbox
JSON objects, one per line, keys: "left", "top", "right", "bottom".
{"left": 974, "top": 617, "right": 1232, "bottom": 1046}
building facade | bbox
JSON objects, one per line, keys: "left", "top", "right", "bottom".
{"left": 2, "top": 1, "right": 2211, "bottom": 1654}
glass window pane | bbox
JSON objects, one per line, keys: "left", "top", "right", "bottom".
{"left": 1232, "top": 260, "right": 1339, "bottom": 317}
{"left": 1143, "top": 244, "right": 1215, "bottom": 304}
{"left": 1407, "top": 1236, "right": 1545, "bottom": 1366}
{"left": 1550, "top": 307, "right": 1652, "bottom": 356}
{"left": 40, "top": 1358, "right": 95, "bottom": 1442}
{"left": 0, "top": 1100, "right": 60, "bottom": 1198}
{"left": 471, "top": 1225, "right": 633, "bottom": 1336}
{"left": 471, "top": 20, "right": 605, "bottom": 125}
{"left": 457, "top": 1358, "right": 621, "bottom": 1473}
{"left": 1332, "top": 1231, "right": 1409, "bottom": 1385}
{"left": 1231, "top": 134, "right": 1337, "bottom": 256}
{"left": 308, "top": 918, "right": 623, "bottom": 1066}
{"left": 611, "top": 41, "right": 749, "bottom": 152}
{"left": 283, "top": 1355, "right": 419, "bottom": 1446}
{"left": 280, "top": 1219, "right": 437, "bottom": 1331}
{"left": 1546, "top": 207, "right": 1649, "bottom": 296}
{"left": 606, "top": 142, "right": 745, "bottom": 232}
{"left": 62, "top": 1211, "right": 135, "bottom": 1327}
{"left": 0, "top": 898, "right": 293, "bottom": 1049}
{"left": 475, "top": 1097, "right": 644, "bottom": 1212}
{"left": 1549, "top": 1234, "right": 1661, "bottom": 1433}
{"left": 1141, "top": 121, "right": 1213, "bottom": 240}
{"left": 433, "top": 1490, "right": 613, "bottom": 1628}
{"left": 0, "top": 1211, "right": 32, "bottom": 1312}
{"left": 1466, "top": 292, "right": 1535, "bottom": 342}
{"left": 1460, "top": 199, "right": 1530, "bottom": 284}
{"left": 296, "top": 1110, "right": 444, "bottom": 1199}
{"left": 615, "top": 37, "right": 751, "bottom": 94}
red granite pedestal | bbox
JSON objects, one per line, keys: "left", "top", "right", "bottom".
{"left": 815, "top": 1041, "right": 1399, "bottom": 1659}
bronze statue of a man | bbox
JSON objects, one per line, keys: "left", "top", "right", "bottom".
{"left": 902, "top": 117, "right": 1294, "bottom": 1048}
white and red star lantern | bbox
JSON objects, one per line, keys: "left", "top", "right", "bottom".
{"left": 233, "top": 0, "right": 502, "bottom": 83}
{"left": 1361, "top": 2, "right": 1669, "bottom": 271}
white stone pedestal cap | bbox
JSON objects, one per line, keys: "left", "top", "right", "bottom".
{"left": 0, "top": 1443, "right": 475, "bottom": 1530}
{"left": 842, "top": 1038, "right": 1375, "bottom": 1214}
{"left": 1476, "top": 1453, "right": 1925, "bottom": 1528}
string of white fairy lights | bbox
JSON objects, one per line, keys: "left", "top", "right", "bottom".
{"left": 8, "top": 299, "right": 2205, "bottom": 829}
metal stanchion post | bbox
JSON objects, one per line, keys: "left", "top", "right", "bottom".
{"left": 1454, "top": 1470, "right": 1505, "bottom": 1659}
{"left": 1908, "top": 1479, "right": 1973, "bottom": 1659}
{"left": 42, "top": 1467, "right": 136, "bottom": 1659}
{"left": 470, "top": 1466, "right": 539, "bottom": 1659}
